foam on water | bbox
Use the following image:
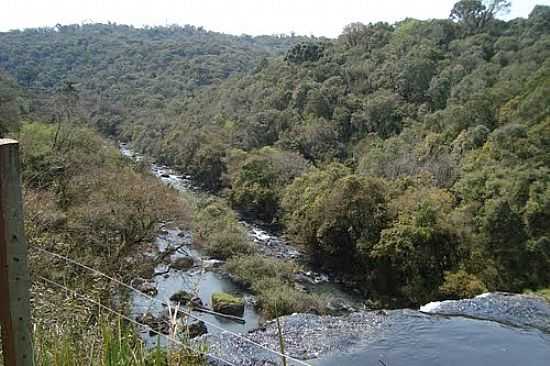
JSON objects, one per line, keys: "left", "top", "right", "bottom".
{"left": 419, "top": 301, "right": 442, "bottom": 312}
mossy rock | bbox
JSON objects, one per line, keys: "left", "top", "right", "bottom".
{"left": 211, "top": 292, "right": 244, "bottom": 316}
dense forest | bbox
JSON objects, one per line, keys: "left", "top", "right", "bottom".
{"left": 1, "top": 0, "right": 549, "bottom": 310}
{"left": 0, "top": 23, "right": 310, "bottom": 135}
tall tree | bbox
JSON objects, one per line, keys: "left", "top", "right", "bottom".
{"left": 450, "top": 0, "right": 511, "bottom": 33}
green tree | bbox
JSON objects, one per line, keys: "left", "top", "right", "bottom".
{"left": 450, "top": 0, "right": 511, "bottom": 33}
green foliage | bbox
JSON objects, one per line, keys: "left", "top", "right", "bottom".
{"left": 228, "top": 147, "right": 308, "bottom": 221}
{"left": 525, "top": 288, "right": 550, "bottom": 302}
{"left": 352, "top": 90, "right": 403, "bottom": 138}
{"left": 281, "top": 163, "right": 351, "bottom": 248}
{"left": 0, "top": 72, "right": 26, "bottom": 136}
{"left": 19, "top": 122, "right": 190, "bottom": 260}
{"left": 192, "top": 198, "right": 254, "bottom": 259}
{"left": 225, "top": 255, "right": 296, "bottom": 287}
{"left": 369, "top": 185, "right": 461, "bottom": 304}
{"left": 439, "top": 270, "right": 488, "bottom": 299}
{"left": 225, "top": 255, "right": 326, "bottom": 317}
{"left": 283, "top": 167, "right": 388, "bottom": 276}
{"left": 2, "top": 3, "right": 549, "bottom": 307}
{"left": 285, "top": 42, "right": 324, "bottom": 64}
{"left": 189, "top": 144, "right": 226, "bottom": 191}
{"left": 450, "top": 0, "right": 511, "bottom": 34}
{"left": 211, "top": 292, "right": 243, "bottom": 305}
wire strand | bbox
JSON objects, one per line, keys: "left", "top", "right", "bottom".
{"left": 34, "top": 246, "right": 311, "bottom": 366}
{"left": 36, "top": 275, "right": 237, "bottom": 366}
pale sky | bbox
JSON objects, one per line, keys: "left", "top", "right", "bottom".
{"left": 0, "top": 0, "right": 548, "bottom": 37}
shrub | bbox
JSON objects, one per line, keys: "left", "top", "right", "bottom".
{"left": 193, "top": 199, "right": 254, "bottom": 259}
{"left": 205, "top": 230, "right": 254, "bottom": 259}
{"left": 439, "top": 270, "right": 488, "bottom": 299}
{"left": 225, "top": 255, "right": 326, "bottom": 317}
{"left": 225, "top": 255, "right": 295, "bottom": 286}
{"left": 253, "top": 278, "right": 326, "bottom": 318}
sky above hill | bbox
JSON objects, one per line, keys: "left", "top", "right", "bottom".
{"left": 1, "top": 0, "right": 548, "bottom": 37}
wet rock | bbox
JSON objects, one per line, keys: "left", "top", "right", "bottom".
{"left": 171, "top": 256, "right": 194, "bottom": 270}
{"left": 133, "top": 279, "right": 158, "bottom": 296}
{"left": 186, "top": 321, "right": 208, "bottom": 338}
{"left": 190, "top": 296, "right": 204, "bottom": 308}
{"left": 136, "top": 312, "right": 156, "bottom": 325}
{"left": 198, "top": 311, "right": 386, "bottom": 365}
{"left": 203, "top": 258, "right": 224, "bottom": 269}
{"left": 136, "top": 312, "right": 170, "bottom": 335}
{"left": 211, "top": 292, "right": 244, "bottom": 317}
{"left": 327, "top": 298, "right": 355, "bottom": 314}
{"left": 294, "top": 272, "right": 316, "bottom": 285}
{"left": 161, "top": 174, "right": 170, "bottom": 178}
{"left": 420, "top": 292, "right": 550, "bottom": 332}
{"left": 170, "top": 290, "right": 193, "bottom": 304}
{"left": 295, "top": 270, "right": 329, "bottom": 285}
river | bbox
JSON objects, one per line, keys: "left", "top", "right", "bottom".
{"left": 120, "top": 144, "right": 550, "bottom": 365}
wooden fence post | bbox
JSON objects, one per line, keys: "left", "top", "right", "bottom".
{"left": 0, "top": 139, "right": 33, "bottom": 366}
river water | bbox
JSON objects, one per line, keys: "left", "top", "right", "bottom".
{"left": 120, "top": 144, "right": 550, "bottom": 365}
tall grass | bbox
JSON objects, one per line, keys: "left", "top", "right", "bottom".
{"left": 28, "top": 317, "right": 206, "bottom": 366}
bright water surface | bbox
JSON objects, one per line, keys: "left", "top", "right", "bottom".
{"left": 314, "top": 310, "right": 550, "bottom": 366}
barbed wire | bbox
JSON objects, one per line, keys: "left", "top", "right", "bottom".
{"left": 34, "top": 246, "right": 311, "bottom": 366}
{"left": 36, "top": 274, "right": 237, "bottom": 366}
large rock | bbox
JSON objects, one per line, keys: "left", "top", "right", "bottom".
{"left": 186, "top": 321, "right": 208, "bottom": 338}
{"left": 136, "top": 312, "right": 170, "bottom": 335}
{"left": 211, "top": 292, "right": 244, "bottom": 317}
{"left": 171, "top": 256, "right": 195, "bottom": 270}
{"left": 170, "top": 290, "right": 193, "bottom": 304}
{"left": 133, "top": 279, "right": 158, "bottom": 296}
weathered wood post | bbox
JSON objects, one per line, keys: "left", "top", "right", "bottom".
{"left": 0, "top": 139, "right": 33, "bottom": 366}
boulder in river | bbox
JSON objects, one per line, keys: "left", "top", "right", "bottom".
{"left": 170, "top": 290, "right": 193, "bottom": 304}
{"left": 171, "top": 256, "right": 195, "bottom": 270}
{"left": 211, "top": 292, "right": 244, "bottom": 317}
{"left": 133, "top": 279, "right": 158, "bottom": 296}
{"left": 186, "top": 321, "right": 208, "bottom": 338}
{"left": 136, "top": 312, "right": 170, "bottom": 335}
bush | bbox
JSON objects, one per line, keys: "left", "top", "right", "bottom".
{"left": 226, "top": 255, "right": 296, "bottom": 286}
{"left": 205, "top": 230, "right": 254, "bottom": 259}
{"left": 439, "top": 270, "right": 488, "bottom": 299}
{"left": 225, "top": 255, "right": 325, "bottom": 317}
{"left": 193, "top": 199, "right": 254, "bottom": 259}
{"left": 253, "top": 278, "right": 326, "bottom": 318}
{"left": 228, "top": 147, "right": 308, "bottom": 222}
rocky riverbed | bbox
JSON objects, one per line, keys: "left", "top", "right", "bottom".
{"left": 200, "top": 293, "right": 550, "bottom": 366}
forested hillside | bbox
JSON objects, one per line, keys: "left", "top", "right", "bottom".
{"left": 0, "top": 23, "right": 309, "bottom": 135}
{"left": 127, "top": 3, "right": 549, "bottom": 305}
{"left": 1, "top": 1, "right": 549, "bottom": 307}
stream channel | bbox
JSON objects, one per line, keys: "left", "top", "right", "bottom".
{"left": 120, "top": 144, "right": 550, "bottom": 366}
